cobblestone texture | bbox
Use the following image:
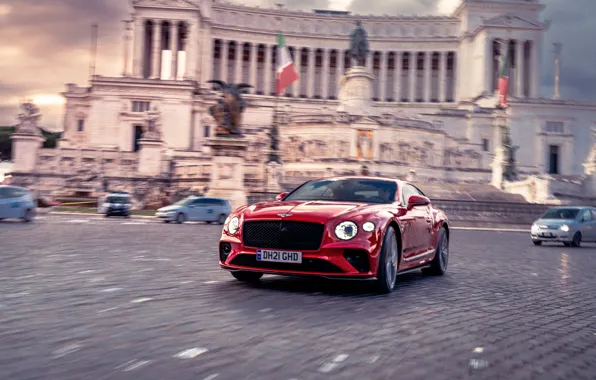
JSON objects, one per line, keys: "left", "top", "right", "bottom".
{"left": 1, "top": 214, "right": 596, "bottom": 380}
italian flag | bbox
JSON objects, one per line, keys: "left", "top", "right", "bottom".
{"left": 276, "top": 33, "right": 300, "bottom": 95}
{"left": 497, "top": 44, "right": 510, "bottom": 107}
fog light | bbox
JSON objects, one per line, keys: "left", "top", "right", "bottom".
{"left": 219, "top": 242, "right": 232, "bottom": 262}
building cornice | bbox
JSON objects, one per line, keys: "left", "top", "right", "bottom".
{"left": 453, "top": 0, "right": 546, "bottom": 17}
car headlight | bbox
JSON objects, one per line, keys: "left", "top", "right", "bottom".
{"left": 560, "top": 224, "right": 569, "bottom": 232}
{"left": 228, "top": 216, "right": 240, "bottom": 234}
{"left": 362, "top": 221, "right": 375, "bottom": 232}
{"left": 335, "top": 221, "right": 358, "bottom": 240}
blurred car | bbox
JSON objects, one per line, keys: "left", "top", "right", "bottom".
{"left": 156, "top": 196, "right": 232, "bottom": 224}
{"left": 0, "top": 185, "right": 36, "bottom": 222}
{"left": 218, "top": 176, "right": 450, "bottom": 294}
{"left": 98, "top": 192, "right": 132, "bottom": 217}
{"left": 530, "top": 206, "right": 596, "bottom": 247}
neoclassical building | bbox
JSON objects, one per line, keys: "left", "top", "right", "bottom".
{"left": 11, "top": 0, "right": 596, "bottom": 204}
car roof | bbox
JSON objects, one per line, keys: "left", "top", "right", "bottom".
{"left": 0, "top": 185, "right": 26, "bottom": 190}
{"left": 308, "top": 175, "right": 403, "bottom": 185}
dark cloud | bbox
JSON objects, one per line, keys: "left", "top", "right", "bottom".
{"left": 0, "top": 0, "right": 594, "bottom": 129}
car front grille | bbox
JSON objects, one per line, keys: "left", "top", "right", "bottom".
{"left": 229, "top": 254, "right": 343, "bottom": 273}
{"left": 242, "top": 220, "right": 325, "bottom": 251}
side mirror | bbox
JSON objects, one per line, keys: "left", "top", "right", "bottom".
{"left": 406, "top": 195, "right": 430, "bottom": 210}
{"left": 275, "top": 192, "right": 288, "bottom": 201}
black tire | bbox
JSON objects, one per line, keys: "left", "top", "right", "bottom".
{"left": 374, "top": 226, "right": 399, "bottom": 294}
{"left": 533, "top": 240, "right": 542, "bottom": 246}
{"left": 104, "top": 213, "right": 110, "bottom": 218}
{"left": 163, "top": 220, "right": 170, "bottom": 223}
{"left": 22, "top": 209, "right": 34, "bottom": 223}
{"left": 571, "top": 232, "right": 581, "bottom": 248}
{"left": 231, "top": 271, "right": 263, "bottom": 282}
{"left": 563, "top": 242, "right": 571, "bottom": 247}
{"left": 218, "top": 214, "right": 227, "bottom": 225}
{"left": 176, "top": 213, "right": 185, "bottom": 224}
{"left": 422, "top": 227, "right": 449, "bottom": 276}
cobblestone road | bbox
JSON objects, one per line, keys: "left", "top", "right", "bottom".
{"left": 1, "top": 214, "right": 596, "bottom": 380}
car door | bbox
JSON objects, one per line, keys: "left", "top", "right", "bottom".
{"left": 203, "top": 198, "right": 218, "bottom": 221}
{"left": 579, "top": 208, "right": 595, "bottom": 241}
{"left": 187, "top": 198, "right": 207, "bottom": 221}
{"left": 4, "top": 187, "right": 21, "bottom": 218}
{"left": 400, "top": 184, "right": 428, "bottom": 259}
{"left": 411, "top": 184, "right": 434, "bottom": 252}
{"left": 0, "top": 187, "right": 9, "bottom": 218}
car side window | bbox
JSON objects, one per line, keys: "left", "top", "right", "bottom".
{"left": 591, "top": 209, "right": 596, "bottom": 220}
{"left": 0, "top": 188, "right": 7, "bottom": 199}
{"left": 581, "top": 209, "right": 591, "bottom": 222}
{"left": 401, "top": 184, "right": 418, "bottom": 207}
{"left": 194, "top": 198, "right": 207, "bottom": 206}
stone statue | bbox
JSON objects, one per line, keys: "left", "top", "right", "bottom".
{"left": 502, "top": 127, "right": 519, "bottom": 181}
{"left": 349, "top": 20, "right": 369, "bottom": 67}
{"left": 207, "top": 80, "right": 253, "bottom": 137}
{"left": 144, "top": 106, "right": 163, "bottom": 140}
{"left": 267, "top": 123, "right": 281, "bottom": 163}
{"left": 15, "top": 101, "right": 42, "bottom": 136}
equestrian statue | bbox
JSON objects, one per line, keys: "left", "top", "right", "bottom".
{"left": 349, "top": 20, "right": 370, "bottom": 67}
{"left": 207, "top": 80, "right": 253, "bottom": 137}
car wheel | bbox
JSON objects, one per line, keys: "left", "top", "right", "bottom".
{"left": 533, "top": 240, "right": 542, "bottom": 246}
{"left": 176, "top": 213, "right": 185, "bottom": 224}
{"left": 231, "top": 271, "right": 263, "bottom": 282}
{"left": 22, "top": 209, "right": 33, "bottom": 223}
{"left": 104, "top": 213, "right": 110, "bottom": 218}
{"left": 218, "top": 214, "right": 227, "bottom": 225}
{"left": 563, "top": 242, "right": 571, "bottom": 247}
{"left": 571, "top": 232, "right": 581, "bottom": 248}
{"left": 374, "top": 226, "right": 399, "bottom": 294}
{"left": 422, "top": 227, "right": 449, "bottom": 276}
{"left": 163, "top": 220, "right": 170, "bottom": 224}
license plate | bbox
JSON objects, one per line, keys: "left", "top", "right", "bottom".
{"left": 256, "top": 249, "right": 302, "bottom": 264}
{"left": 540, "top": 233, "right": 553, "bottom": 237}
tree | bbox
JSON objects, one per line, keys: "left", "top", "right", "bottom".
{"left": 0, "top": 126, "right": 61, "bottom": 162}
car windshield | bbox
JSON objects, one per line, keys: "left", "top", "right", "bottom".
{"left": 106, "top": 196, "right": 129, "bottom": 204}
{"left": 284, "top": 178, "right": 397, "bottom": 204}
{"left": 174, "top": 197, "right": 193, "bottom": 206}
{"left": 541, "top": 208, "right": 579, "bottom": 220}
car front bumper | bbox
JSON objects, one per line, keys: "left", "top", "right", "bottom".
{"left": 106, "top": 207, "right": 129, "bottom": 215}
{"left": 531, "top": 229, "right": 572, "bottom": 242}
{"left": 218, "top": 238, "right": 381, "bottom": 279}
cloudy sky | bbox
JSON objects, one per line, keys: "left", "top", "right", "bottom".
{"left": 0, "top": 0, "right": 594, "bottom": 130}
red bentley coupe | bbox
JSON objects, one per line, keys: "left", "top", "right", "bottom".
{"left": 218, "top": 176, "right": 450, "bottom": 293}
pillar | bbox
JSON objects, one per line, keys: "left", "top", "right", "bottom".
{"left": 394, "top": 52, "right": 401, "bottom": 101}
{"left": 485, "top": 38, "right": 492, "bottom": 94}
{"left": 221, "top": 40, "right": 229, "bottom": 83}
{"left": 322, "top": 49, "right": 329, "bottom": 99}
{"left": 250, "top": 43, "right": 258, "bottom": 93}
{"left": 379, "top": 51, "right": 387, "bottom": 101}
{"left": 170, "top": 22, "right": 178, "bottom": 80}
{"left": 515, "top": 39, "right": 524, "bottom": 98}
{"left": 530, "top": 40, "right": 539, "bottom": 98}
{"left": 337, "top": 49, "right": 345, "bottom": 97}
{"left": 235, "top": 41, "right": 243, "bottom": 84}
{"left": 199, "top": 25, "right": 213, "bottom": 83}
{"left": 409, "top": 52, "right": 416, "bottom": 102}
{"left": 122, "top": 20, "right": 133, "bottom": 76}
{"left": 132, "top": 16, "right": 144, "bottom": 77}
{"left": 307, "top": 48, "right": 315, "bottom": 98}
{"left": 293, "top": 47, "right": 301, "bottom": 97}
{"left": 151, "top": 20, "right": 161, "bottom": 79}
{"left": 264, "top": 44, "right": 272, "bottom": 95}
{"left": 424, "top": 51, "right": 432, "bottom": 102}
{"left": 439, "top": 51, "right": 447, "bottom": 102}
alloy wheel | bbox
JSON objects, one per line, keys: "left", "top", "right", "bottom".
{"left": 439, "top": 233, "right": 449, "bottom": 271}
{"left": 385, "top": 230, "right": 398, "bottom": 289}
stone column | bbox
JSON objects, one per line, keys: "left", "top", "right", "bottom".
{"left": 122, "top": 19, "right": 133, "bottom": 76}
{"left": 132, "top": 17, "right": 144, "bottom": 77}
{"left": 379, "top": 51, "right": 387, "bottom": 101}
{"left": 151, "top": 20, "right": 161, "bottom": 79}
{"left": 205, "top": 137, "right": 249, "bottom": 209}
{"left": 322, "top": 49, "right": 330, "bottom": 99}
{"left": 337, "top": 49, "right": 345, "bottom": 96}
{"left": 409, "top": 52, "right": 416, "bottom": 102}
{"left": 184, "top": 21, "right": 195, "bottom": 80}
{"left": 293, "top": 47, "right": 301, "bottom": 97}
{"left": 235, "top": 41, "right": 243, "bottom": 84}
{"left": 170, "top": 21, "right": 178, "bottom": 80}
{"left": 307, "top": 48, "right": 315, "bottom": 98}
{"left": 250, "top": 43, "right": 258, "bottom": 94}
{"left": 264, "top": 44, "right": 272, "bottom": 95}
{"left": 221, "top": 40, "right": 229, "bottom": 83}
{"left": 200, "top": 24, "right": 213, "bottom": 83}
{"left": 451, "top": 51, "right": 458, "bottom": 102}
{"left": 530, "top": 40, "right": 539, "bottom": 98}
{"left": 394, "top": 51, "right": 401, "bottom": 101}
{"left": 485, "top": 38, "right": 493, "bottom": 94}
{"left": 439, "top": 51, "right": 447, "bottom": 102}
{"left": 424, "top": 51, "right": 432, "bottom": 102}
{"left": 365, "top": 53, "right": 372, "bottom": 70}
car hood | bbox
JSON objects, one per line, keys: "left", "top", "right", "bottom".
{"left": 158, "top": 205, "right": 181, "bottom": 212}
{"left": 242, "top": 200, "right": 374, "bottom": 222}
{"left": 534, "top": 218, "right": 575, "bottom": 227}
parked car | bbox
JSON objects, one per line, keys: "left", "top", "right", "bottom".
{"left": 156, "top": 196, "right": 232, "bottom": 224}
{"left": 218, "top": 176, "right": 450, "bottom": 294}
{"left": 0, "top": 185, "right": 36, "bottom": 222}
{"left": 530, "top": 206, "right": 596, "bottom": 247}
{"left": 98, "top": 192, "right": 132, "bottom": 217}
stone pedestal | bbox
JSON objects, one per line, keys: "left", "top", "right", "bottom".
{"left": 138, "top": 138, "right": 164, "bottom": 176}
{"left": 204, "top": 137, "right": 249, "bottom": 210}
{"left": 10, "top": 133, "right": 45, "bottom": 172}
{"left": 491, "top": 148, "right": 506, "bottom": 188}
{"left": 265, "top": 161, "right": 283, "bottom": 193}
{"left": 337, "top": 66, "right": 374, "bottom": 116}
